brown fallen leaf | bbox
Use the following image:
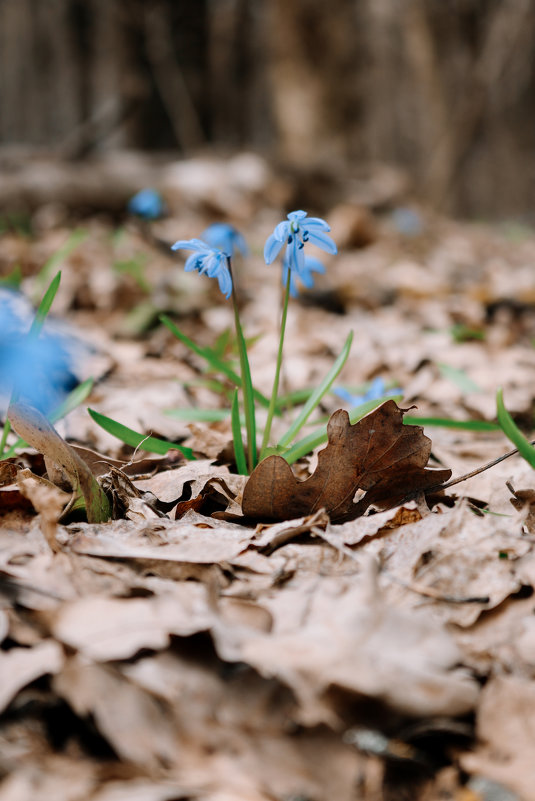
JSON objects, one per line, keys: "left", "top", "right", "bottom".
{"left": 242, "top": 401, "right": 451, "bottom": 522}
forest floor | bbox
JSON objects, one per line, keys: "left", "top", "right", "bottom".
{"left": 1, "top": 158, "right": 535, "bottom": 801}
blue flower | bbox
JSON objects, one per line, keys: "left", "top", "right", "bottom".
{"left": 201, "top": 223, "right": 248, "bottom": 258}
{"left": 171, "top": 238, "right": 233, "bottom": 298}
{"left": 0, "top": 291, "right": 76, "bottom": 415}
{"left": 334, "top": 377, "right": 402, "bottom": 408}
{"left": 264, "top": 210, "right": 336, "bottom": 292}
{"left": 283, "top": 254, "right": 325, "bottom": 297}
{"left": 128, "top": 188, "right": 165, "bottom": 220}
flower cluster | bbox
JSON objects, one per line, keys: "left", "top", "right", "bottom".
{"left": 171, "top": 223, "right": 250, "bottom": 299}
{"left": 171, "top": 238, "right": 233, "bottom": 298}
{"left": 264, "top": 210, "right": 337, "bottom": 295}
{"left": 171, "top": 211, "right": 336, "bottom": 300}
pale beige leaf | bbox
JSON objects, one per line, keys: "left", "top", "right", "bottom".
{"left": 51, "top": 584, "right": 214, "bottom": 660}
{"left": 53, "top": 659, "right": 178, "bottom": 768}
{"left": 0, "top": 641, "right": 64, "bottom": 713}
{"left": 462, "top": 676, "right": 535, "bottom": 801}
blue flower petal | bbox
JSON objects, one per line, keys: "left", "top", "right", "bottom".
{"left": 201, "top": 223, "right": 248, "bottom": 258}
{"left": 303, "top": 256, "right": 326, "bottom": 274}
{"left": 274, "top": 221, "right": 290, "bottom": 241}
{"left": 171, "top": 238, "right": 210, "bottom": 253}
{"left": 306, "top": 229, "right": 338, "bottom": 254}
{"left": 264, "top": 234, "right": 285, "bottom": 264}
{"left": 288, "top": 236, "right": 305, "bottom": 274}
{"left": 303, "top": 217, "right": 331, "bottom": 231}
{"left": 300, "top": 257, "right": 325, "bottom": 288}
{"left": 287, "top": 210, "right": 307, "bottom": 222}
{"left": 367, "top": 377, "right": 387, "bottom": 399}
{"left": 333, "top": 387, "right": 356, "bottom": 405}
{"left": 234, "top": 231, "right": 249, "bottom": 257}
{"left": 216, "top": 267, "right": 233, "bottom": 299}
{"left": 184, "top": 253, "right": 203, "bottom": 272}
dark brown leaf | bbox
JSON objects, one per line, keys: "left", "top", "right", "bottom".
{"left": 242, "top": 401, "right": 451, "bottom": 522}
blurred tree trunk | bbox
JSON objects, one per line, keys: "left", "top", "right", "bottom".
{"left": 1, "top": 0, "right": 535, "bottom": 218}
{"left": 265, "top": 0, "right": 361, "bottom": 167}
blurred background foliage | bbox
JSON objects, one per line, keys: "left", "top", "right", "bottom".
{"left": 1, "top": 0, "right": 535, "bottom": 218}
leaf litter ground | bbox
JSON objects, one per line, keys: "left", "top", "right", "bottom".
{"left": 2, "top": 193, "right": 535, "bottom": 800}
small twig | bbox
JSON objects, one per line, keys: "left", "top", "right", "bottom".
{"left": 380, "top": 568, "right": 490, "bottom": 605}
{"left": 430, "top": 438, "right": 535, "bottom": 493}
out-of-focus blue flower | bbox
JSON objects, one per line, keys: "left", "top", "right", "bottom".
{"left": 264, "top": 210, "right": 336, "bottom": 293}
{"left": 334, "top": 377, "right": 402, "bottom": 408}
{"left": 0, "top": 291, "right": 75, "bottom": 415}
{"left": 283, "top": 254, "right": 325, "bottom": 297}
{"left": 127, "top": 188, "right": 165, "bottom": 220}
{"left": 201, "top": 223, "right": 248, "bottom": 258}
{"left": 171, "top": 238, "right": 233, "bottom": 298}
{"left": 391, "top": 207, "right": 423, "bottom": 237}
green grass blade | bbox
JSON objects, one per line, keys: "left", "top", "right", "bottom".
{"left": 403, "top": 415, "right": 500, "bottom": 431}
{"left": 88, "top": 408, "right": 195, "bottom": 459}
{"left": 50, "top": 377, "right": 94, "bottom": 422}
{"left": 438, "top": 363, "right": 482, "bottom": 394}
{"left": 283, "top": 396, "right": 387, "bottom": 465}
{"left": 277, "top": 330, "right": 353, "bottom": 450}
{"left": 496, "top": 388, "right": 535, "bottom": 468}
{"left": 160, "top": 314, "right": 272, "bottom": 410}
{"left": 34, "top": 229, "right": 86, "bottom": 290}
{"left": 29, "top": 270, "right": 62, "bottom": 337}
{"left": 275, "top": 387, "right": 315, "bottom": 409}
{"left": 164, "top": 407, "right": 231, "bottom": 422}
{"left": 231, "top": 390, "right": 248, "bottom": 475}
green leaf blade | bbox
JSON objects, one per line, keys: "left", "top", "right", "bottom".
{"left": 160, "top": 314, "right": 272, "bottom": 411}
{"left": 496, "top": 388, "right": 535, "bottom": 468}
{"left": 403, "top": 415, "right": 500, "bottom": 432}
{"left": 88, "top": 408, "right": 195, "bottom": 460}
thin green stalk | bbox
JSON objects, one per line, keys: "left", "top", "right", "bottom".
{"left": 229, "top": 259, "right": 257, "bottom": 472}
{"left": 261, "top": 272, "right": 291, "bottom": 457}
{"left": 277, "top": 330, "right": 353, "bottom": 450}
{"left": 231, "top": 389, "right": 248, "bottom": 475}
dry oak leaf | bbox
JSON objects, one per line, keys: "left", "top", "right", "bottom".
{"left": 242, "top": 401, "right": 451, "bottom": 522}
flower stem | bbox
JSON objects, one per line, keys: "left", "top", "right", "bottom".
{"left": 260, "top": 268, "right": 291, "bottom": 457}
{"left": 229, "top": 259, "right": 257, "bottom": 472}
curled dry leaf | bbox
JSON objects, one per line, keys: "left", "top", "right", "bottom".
{"left": 0, "top": 640, "right": 64, "bottom": 713}
{"left": 242, "top": 401, "right": 452, "bottom": 522}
